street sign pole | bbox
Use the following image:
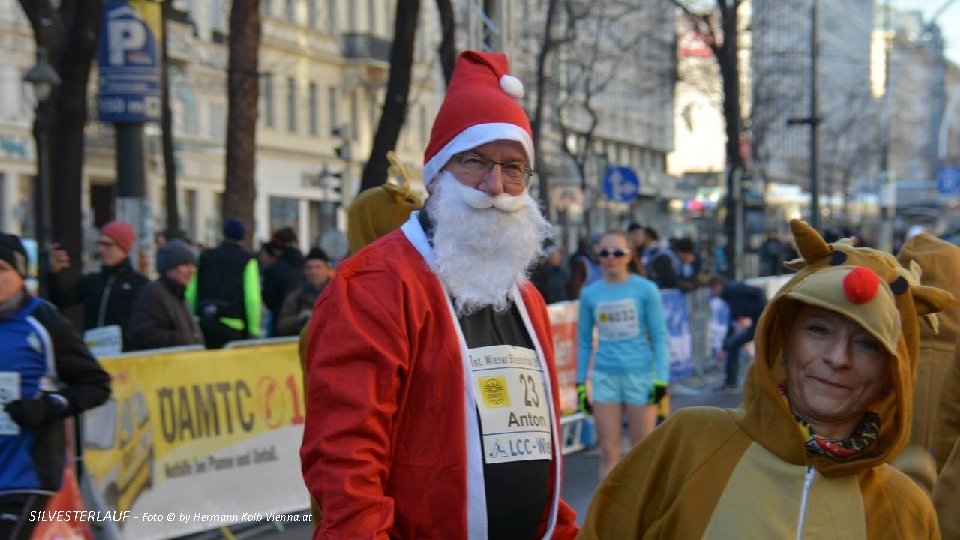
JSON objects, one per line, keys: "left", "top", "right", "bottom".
{"left": 98, "top": 0, "right": 162, "bottom": 272}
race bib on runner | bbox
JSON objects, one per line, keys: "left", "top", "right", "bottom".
{"left": 468, "top": 345, "right": 553, "bottom": 464}
{"left": 84, "top": 325, "right": 123, "bottom": 358}
{"left": 596, "top": 298, "right": 640, "bottom": 340}
{"left": 0, "top": 371, "right": 21, "bottom": 435}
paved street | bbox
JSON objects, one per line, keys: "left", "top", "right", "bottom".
{"left": 233, "top": 369, "right": 742, "bottom": 540}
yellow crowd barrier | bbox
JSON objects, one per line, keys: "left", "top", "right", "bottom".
{"left": 82, "top": 340, "right": 310, "bottom": 539}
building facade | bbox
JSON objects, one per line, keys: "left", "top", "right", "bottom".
{"left": 2, "top": 0, "right": 445, "bottom": 258}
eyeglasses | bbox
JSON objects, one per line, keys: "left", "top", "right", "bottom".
{"left": 452, "top": 152, "right": 535, "bottom": 186}
{"left": 97, "top": 240, "right": 116, "bottom": 249}
{"left": 597, "top": 248, "right": 630, "bottom": 258}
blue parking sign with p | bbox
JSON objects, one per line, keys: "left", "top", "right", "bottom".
{"left": 97, "top": 1, "right": 162, "bottom": 123}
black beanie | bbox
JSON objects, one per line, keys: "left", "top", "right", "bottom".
{"left": 223, "top": 218, "right": 246, "bottom": 241}
{"left": 305, "top": 247, "right": 330, "bottom": 262}
{"left": 156, "top": 239, "right": 196, "bottom": 274}
{"left": 0, "top": 232, "right": 27, "bottom": 277}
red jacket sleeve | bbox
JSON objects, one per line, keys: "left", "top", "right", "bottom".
{"left": 300, "top": 268, "right": 408, "bottom": 540}
{"left": 552, "top": 498, "right": 580, "bottom": 539}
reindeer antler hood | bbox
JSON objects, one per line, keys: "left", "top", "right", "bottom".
{"left": 736, "top": 220, "right": 953, "bottom": 476}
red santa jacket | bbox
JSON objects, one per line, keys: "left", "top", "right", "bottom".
{"left": 300, "top": 214, "right": 578, "bottom": 539}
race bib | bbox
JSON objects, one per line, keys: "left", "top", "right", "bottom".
{"left": 0, "top": 371, "right": 21, "bottom": 435}
{"left": 468, "top": 345, "right": 553, "bottom": 464}
{"left": 596, "top": 298, "right": 640, "bottom": 340}
{"left": 84, "top": 325, "right": 123, "bottom": 358}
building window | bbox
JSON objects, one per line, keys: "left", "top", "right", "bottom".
{"left": 309, "top": 200, "right": 338, "bottom": 247}
{"left": 260, "top": 72, "right": 274, "bottom": 128}
{"left": 211, "top": 0, "right": 227, "bottom": 33}
{"left": 89, "top": 183, "right": 114, "bottom": 230}
{"left": 269, "top": 196, "right": 300, "bottom": 235}
{"left": 261, "top": 0, "right": 273, "bottom": 16}
{"left": 367, "top": 0, "right": 376, "bottom": 34}
{"left": 287, "top": 77, "right": 298, "bottom": 133}
{"left": 209, "top": 102, "right": 225, "bottom": 142}
{"left": 16, "top": 175, "right": 33, "bottom": 239}
{"left": 307, "top": 0, "right": 317, "bottom": 27}
{"left": 182, "top": 189, "right": 197, "bottom": 243}
{"left": 285, "top": 0, "right": 295, "bottom": 21}
{"left": 308, "top": 82, "right": 319, "bottom": 135}
{"left": 348, "top": 0, "right": 357, "bottom": 31}
{"left": 212, "top": 193, "right": 223, "bottom": 245}
{"left": 349, "top": 91, "right": 359, "bottom": 141}
{"left": 368, "top": 98, "right": 378, "bottom": 141}
{"left": 326, "top": 0, "right": 337, "bottom": 33}
{"left": 328, "top": 86, "right": 338, "bottom": 134}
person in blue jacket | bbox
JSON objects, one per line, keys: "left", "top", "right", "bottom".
{"left": 576, "top": 230, "right": 669, "bottom": 479}
{"left": 0, "top": 233, "right": 111, "bottom": 539}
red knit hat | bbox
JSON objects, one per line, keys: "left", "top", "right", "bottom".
{"left": 100, "top": 220, "right": 136, "bottom": 254}
{"left": 422, "top": 50, "right": 534, "bottom": 186}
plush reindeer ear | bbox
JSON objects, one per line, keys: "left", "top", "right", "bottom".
{"left": 784, "top": 257, "right": 807, "bottom": 271}
{"left": 790, "top": 219, "right": 831, "bottom": 264}
{"left": 912, "top": 285, "right": 954, "bottom": 317}
{"left": 922, "top": 313, "right": 941, "bottom": 334}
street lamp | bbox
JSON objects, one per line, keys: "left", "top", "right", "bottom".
{"left": 24, "top": 46, "right": 60, "bottom": 298}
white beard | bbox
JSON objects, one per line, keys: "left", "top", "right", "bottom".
{"left": 427, "top": 172, "right": 551, "bottom": 315}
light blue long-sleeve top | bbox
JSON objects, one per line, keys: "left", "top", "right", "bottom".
{"left": 576, "top": 274, "right": 670, "bottom": 384}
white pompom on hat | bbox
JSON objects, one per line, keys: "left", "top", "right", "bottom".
{"left": 422, "top": 50, "right": 534, "bottom": 186}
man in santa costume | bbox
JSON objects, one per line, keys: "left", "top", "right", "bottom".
{"left": 300, "top": 50, "right": 579, "bottom": 539}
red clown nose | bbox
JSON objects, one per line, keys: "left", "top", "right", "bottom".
{"left": 842, "top": 266, "right": 881, "bottom": 304}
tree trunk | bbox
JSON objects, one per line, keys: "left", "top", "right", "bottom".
{"left": 434, "top": 0, "right": 456, "bottom": 86}
{"left": 714, "top": 2, "right": 744, "bottom": 279}
{"left": 224, "top": 0, "right": 261, "bottom": 250}
{"left": 160, "top": 0, "right": 181, "bottom": 240}
{"left": 359, "top": 0, "right": 421, "bottom": 192}
{"left": 19, "top": 1, "right": 100, "bottom": 304}
{"left": 532, "top": 0, "right": 562, "bottom": 221}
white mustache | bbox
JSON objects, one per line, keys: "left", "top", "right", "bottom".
{"left": 451, "top": 180, "right": 527, "bottom": 212}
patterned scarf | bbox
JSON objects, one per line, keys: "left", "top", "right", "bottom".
{"left": 778, "top": 383, "right": 881, "bottom": 460}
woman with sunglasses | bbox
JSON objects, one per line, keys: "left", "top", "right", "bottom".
{"left": 576, "top": 231, "right": 669, "bottom": 478}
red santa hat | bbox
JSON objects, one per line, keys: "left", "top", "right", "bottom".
{"left": 422, "top": 50, "right": 534, "bottom": 186}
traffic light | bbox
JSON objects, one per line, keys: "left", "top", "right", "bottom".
{"left": 332, "top": 125, "right": 352, "bottom": 161}
{"left": 335, "top": 141, "right": 352, "bottom": 161}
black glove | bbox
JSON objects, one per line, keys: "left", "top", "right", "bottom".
{"left": 650, "top": 382, "right": 668, "bottom": 405}
{"left": 575, "top": 383, "right": 592, "bottom": 414}
{"left": 4, "top": 393, "right": 68, "bottom": 429}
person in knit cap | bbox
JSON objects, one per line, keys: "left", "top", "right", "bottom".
{"left": 128, "top": 239, "right": 203, "bottom": 351}
{"left": 185, "top": 218, "right": 261, "bottom": 348}
{"left": 0, "top": 232, "right": 110, "bottom": 538}
{"left": 48, "top": 220, "right": 149, "bottom": 353}
{"left": 301, "top": 50, "right": 579, "bottom": 538}
{"left": 261, "top": 226, "right": 304, "bottom": 336}
{"left": 580, "top": 220, "right": 953, "bottom": 539}
{"left": 276, "top": 247, "right": 331, "bottom": 336}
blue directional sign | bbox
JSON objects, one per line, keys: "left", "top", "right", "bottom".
{"left": 937, "top": 166, "right": 960, "bottom": 196}
{"left": 602, "top": 166, "right": 640, "bottom": 202}
{"left": 97, "top": 1, "right": 161, "bottom": 123}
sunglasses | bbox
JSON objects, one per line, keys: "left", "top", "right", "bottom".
{"left": 597, "top": 248, "right": 630, "bottom": 258}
